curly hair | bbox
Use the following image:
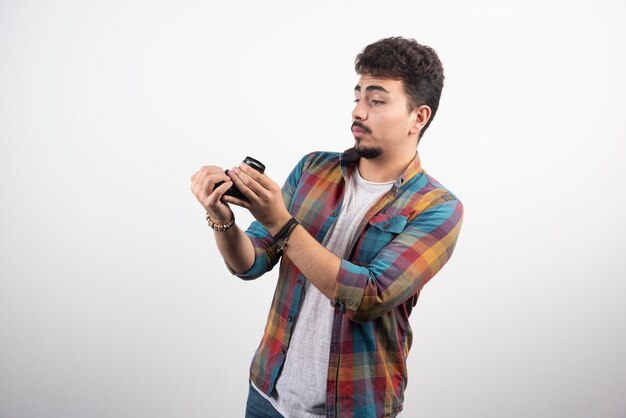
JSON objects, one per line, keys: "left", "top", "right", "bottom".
{"left": 355, "top": 37, "right": 445, "bottom": 140}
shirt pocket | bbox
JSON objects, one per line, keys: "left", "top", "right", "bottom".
{"left": 354, "top": 214, "right": 408, "bottom": 264}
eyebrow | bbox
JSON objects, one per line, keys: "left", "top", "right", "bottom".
{"left": 354, "top": 85, "right": 391, "bottom": 94}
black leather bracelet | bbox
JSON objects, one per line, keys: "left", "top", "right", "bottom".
{"left": 273, "top": 217, "right": 299, "bottom": 253}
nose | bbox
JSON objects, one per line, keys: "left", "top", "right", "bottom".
{"left": 352, "top": 100, "right": 367, "bottom": 121}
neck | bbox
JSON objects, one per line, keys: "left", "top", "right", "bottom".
{"left": 357, "top": 148, "right": 417, "bottom": 183}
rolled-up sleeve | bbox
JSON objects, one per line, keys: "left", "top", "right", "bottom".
{"left": 227, "top": 222, "right": 278, "bottom": 280}
{"left": 333, "top": 197, "right": 464, "bottom": 322}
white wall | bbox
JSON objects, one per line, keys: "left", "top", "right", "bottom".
{"left": 1, "top": 1, "right": 625, "bottom": 417}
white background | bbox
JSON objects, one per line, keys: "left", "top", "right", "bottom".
{"left": 1, "top": 1, "right": 625, "bottom": 417}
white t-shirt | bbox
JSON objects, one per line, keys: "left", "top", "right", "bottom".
{"left": 253, "top": 167, "right": 395, "bottom": 417}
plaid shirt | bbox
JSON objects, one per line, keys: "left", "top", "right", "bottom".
{"left": 232, "top": 148, "right": 463, "bottom": 417}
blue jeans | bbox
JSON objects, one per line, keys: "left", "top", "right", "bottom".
{"left": 245, "top": 383, "right": 284, "bottom": 418}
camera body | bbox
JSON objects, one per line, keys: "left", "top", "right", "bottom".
{"left": 214, "top": 156, "right": 266, "bottom": 201}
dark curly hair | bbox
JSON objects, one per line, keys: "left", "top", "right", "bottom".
{"left": 355, "top": 37, "right": 445, "bottom": 140}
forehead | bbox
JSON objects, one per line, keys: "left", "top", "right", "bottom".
{"left": 355, "top": 75, "right": 405, "bottom": 94}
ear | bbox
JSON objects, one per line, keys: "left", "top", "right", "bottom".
{"left": 409, "top": 105, "right": 432, "bottom": 136}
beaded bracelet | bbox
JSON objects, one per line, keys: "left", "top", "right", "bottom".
{"left": 206, "top": 212, "right": 235, "bottom": 231}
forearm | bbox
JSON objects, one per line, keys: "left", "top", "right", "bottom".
{"left": 223, "top": 161, "right": 340, "bottom": 296}
{"left": 281, "top": 225, "right": 341, "bottom": 300}
{"left": 213, "top": 223, "right": 255, "bottom": 274}
{"left": 191, "top": 164, "right": 257, "bottom": 274}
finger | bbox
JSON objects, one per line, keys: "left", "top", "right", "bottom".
{"left": 238, "top": 162, "right": 275, "bottom": 189}
{"left": 202, "top": 173, "right": 231, "bottom": 197}
{"left": 228, "top": 168, "right": 263, "bottom": 201}
{"left": 208, "top": 179, "right": 233, "bottom": 203}
{"left": 208, "top": 171, "right": 230, "bottom": 189}
{"left": 222, "top": 194, "right": 251, "bottom": 210}
{"left": 191, "top": 169, "right": 204, "bottom": 186}
{"left": 193, "top": 166, "right": 223, "bottom": 185}
{"left": 191, "top": 171, "right": 208, "bottom": 195}
{"left": 193, "top": 167, "right": 211, "bottom": 188}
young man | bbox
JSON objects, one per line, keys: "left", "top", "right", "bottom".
{"left": 191, "top": 37, "right": 464, "bottom": 418}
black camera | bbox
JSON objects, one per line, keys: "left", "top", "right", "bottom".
{"left": 214, "top": 156, "right": 266, "bottom": 201}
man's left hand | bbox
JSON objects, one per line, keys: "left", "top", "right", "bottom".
{"left": 223, "top": 163, "right": 292, "bottom": 235}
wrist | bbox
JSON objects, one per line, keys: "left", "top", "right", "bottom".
{"left": 206, "top": 211, "right": 235, "bottom": 231}
{"left": 266, "top": 213, "right": 294, "bottom": 236}
{"left": 205, "top": 207, "right": 234, "bottom": 225}
{"left": 272, "top": 217, "right": 300, "bottom": 254}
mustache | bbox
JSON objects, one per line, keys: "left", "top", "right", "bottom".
{"left": 351, "top": 120, "right": 372, "bottom": 134}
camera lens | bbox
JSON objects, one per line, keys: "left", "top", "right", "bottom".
{"left": 243, "top": 156, "right": 265, "bottom": 173}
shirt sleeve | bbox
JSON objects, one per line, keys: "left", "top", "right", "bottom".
{"left": 228, "top": 154, "right": 309, "bottom": 280}
{"left": 332, "top": 196, "right": 464, "bottom": 322}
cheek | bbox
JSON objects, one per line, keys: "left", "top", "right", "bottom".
{"left": 371, "top": 110, "right": 412, "bottom": 138}
{"left": 395, "top": 113, "right": 415, "bottom": 134}
{"left": 386, "top": 116, "right": 411, "bottom": 136}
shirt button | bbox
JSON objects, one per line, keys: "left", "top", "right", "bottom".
{"left": 331, "top": 211, "right": 338, "bottom": 217}
{"left": 280, "top": 349, "right": 286, "bottom": 355}
{"left": 297, "top": 279, "right": 303, "bottom": 285}
{"left": 288, "top": 316, "right": 293, "bottom": 322}
{"left": 383, "top": 223, "right": 390, "bottom": 228}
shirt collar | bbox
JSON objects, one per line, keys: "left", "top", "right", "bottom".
{"left": 339, "top": 147, "right": 423, "bottom": 188}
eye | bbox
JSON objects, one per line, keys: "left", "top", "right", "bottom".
{"left": 371, "top": 99, "right": 384, "bottom": 106}
{"left": 354, "top": 99, "right": 360, "bottom": 103}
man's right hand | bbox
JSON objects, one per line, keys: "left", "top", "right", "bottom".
{"left": 190, "top": 166, "right": 234, "bottom": 223}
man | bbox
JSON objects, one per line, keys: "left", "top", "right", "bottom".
{"left": 191, "top": 37, "right": 463, "bottom": 418}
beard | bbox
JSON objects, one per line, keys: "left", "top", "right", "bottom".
{"left": 352, "top": 120, "right": 381, "bottom": 159}
{"left": 354, "top": 140, "right": 383, "bottom": 159}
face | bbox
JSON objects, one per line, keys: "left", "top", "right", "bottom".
{"left": 351, "top": 75, "right": 418, "bottom": 159}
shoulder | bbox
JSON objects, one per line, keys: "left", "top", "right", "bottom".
{"left": 284, "top": 151, "right": 341, "bottom": 185}
{"left": 397, "top": 170, "right": 463, "bottom": 221}
{"left": 299, "top": 150, "right": 341, "bottom": 170}
{"left": 421, "top": 171, "right": 461, "bottom": 203}
{"left": 287, "top": 151, "right": 342, "bottom": 177}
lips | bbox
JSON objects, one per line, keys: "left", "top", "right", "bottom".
{"left": 351, "top": 121, "right": 371, "bottom": 136}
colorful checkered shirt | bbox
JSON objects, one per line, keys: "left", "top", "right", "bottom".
{"left": 232, "top": 148, "right": 463, "bottom": 417}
